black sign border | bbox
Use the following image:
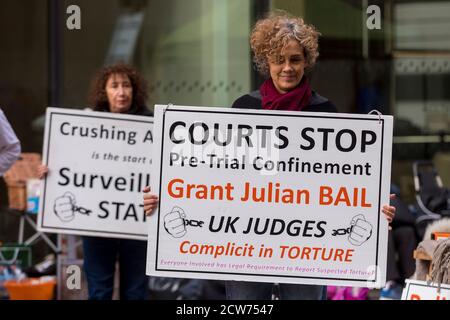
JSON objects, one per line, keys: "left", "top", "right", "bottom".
{"left": 40, "top": 110, "right": 153, "bottom": 239}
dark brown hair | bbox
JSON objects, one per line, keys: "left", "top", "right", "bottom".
{"left": 88, "top": 63, "right": 148, "bottom": 112}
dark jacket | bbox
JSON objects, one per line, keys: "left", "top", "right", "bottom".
{"left": 125, "top": 104, "right": 153, "bottom": 117}
{"left": 231, "top": 90, "right": 337, "bottom": 113}
{"left": 95, "top": 104, "right": 153, "bottom": 117}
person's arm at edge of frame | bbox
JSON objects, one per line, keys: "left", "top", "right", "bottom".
{"left": 0, "top": 109, "right": 21, "bottom": 175}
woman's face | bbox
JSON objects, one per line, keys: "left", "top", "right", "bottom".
{"left": 105, "top": 73, "right": 133, "bottom": 113}
{"left": 268, "top": 40, "right": 306, "bottom": 94}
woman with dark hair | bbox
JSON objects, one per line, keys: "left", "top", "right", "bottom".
{"left": 88, "top": 63, "right": 151, "bottom": 116}
{"left": 39, "top": 63, "right": 152, "bottom": 300}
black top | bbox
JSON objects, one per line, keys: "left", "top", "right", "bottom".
{"left": 231, "top": 90, "right": 338, "bottom": 113}
{"left": 96, "top": 104, "right": 153, "bottom": 117}
{"left": 126, "top": 105, "right": 153, "bottom": 117}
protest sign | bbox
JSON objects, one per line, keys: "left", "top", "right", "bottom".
{"left": 147, "top": 105, "right": 393, "bottom": 287}
{"left": 38, "top": 108, "right": 153, "bottom": 240}
{"left": 402, "top": 280, "right": 450, "bottom": 300}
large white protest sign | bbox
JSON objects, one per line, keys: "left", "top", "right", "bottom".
{"left": 38, "top": 108, "right": 153, "bottom": 240}
{"left": 147, "top": 105, "right": 393, "bottom": 287}
{"left": 402, "top": 280, "right": 450, "bottom": 300}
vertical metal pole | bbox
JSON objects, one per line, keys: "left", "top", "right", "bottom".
{"left": 48, "top": 0, "right": 63, "bottom": 107}
{"left": 18, "top": 214, "right": 24, "bottom": 243}
{"left": 250, "top": 0, "right": 270, "bottom": 90}
{"left": 57, "top": 234, "right": 63, "bottom": 300}
{"left": 387, "top": 0, "right": 396, "bottom": 117}
{"left": 48, "top": 0, "right": 63, "bottom": 299}
{"left": 384, "top": 0, "right": 393, "bottom": 56}
{"left": 362, "top": 0, "right": 369, "bottom": 60}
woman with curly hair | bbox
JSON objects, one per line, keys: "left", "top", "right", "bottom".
{"left": 224, "top": 11, "right": 336, "bottom": 300}
{"left": 143, "top": 11, "right": 396, "bottom": 300}
{"left": 39, "top": 63, "right": 152, "bottom": 299}
{"left": 225, "top": 11, "right": 395, "bottom": 300}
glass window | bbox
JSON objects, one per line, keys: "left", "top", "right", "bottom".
{"left": 61, "top": 0, "right": 251, "bottom": 110}
{"left": 0, "top": 0, "right": 48, "bottom": 153}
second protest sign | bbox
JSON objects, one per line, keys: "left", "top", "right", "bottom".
{"left": 38, "top": 107, "right": 153, "bottom": 240}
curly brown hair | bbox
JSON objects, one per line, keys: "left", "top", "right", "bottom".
{"left": 89, "top": 63, "right": 148, "bottom": 112}
{"left": 250, "top": 10, "right": 320, "bottom": 77}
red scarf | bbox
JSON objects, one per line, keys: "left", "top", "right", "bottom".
{"left": 260, "top": 77, "right": 312, "bottom": 111}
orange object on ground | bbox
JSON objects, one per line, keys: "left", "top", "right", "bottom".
{"left": 4, "top": 278, "right": 56, "bottom": 300}
{"left": 432, "top": 232, "right": 450, "bottom": 241}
